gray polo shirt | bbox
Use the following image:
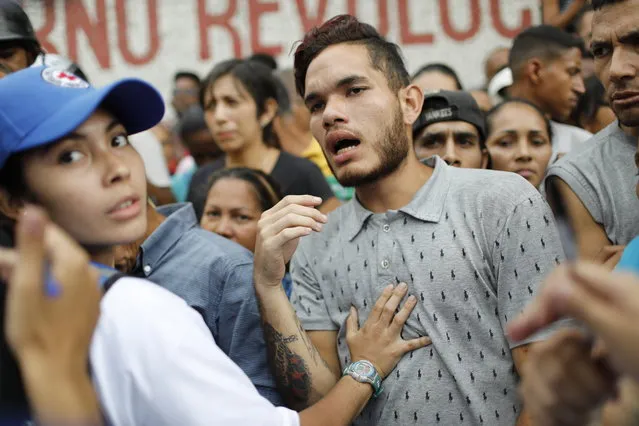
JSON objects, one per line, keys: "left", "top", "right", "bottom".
{"left": 546, "top": 122, "right": 639, "bottom": 246}
{"left": 291, "top": 156, "right": 566, "bottom": 425}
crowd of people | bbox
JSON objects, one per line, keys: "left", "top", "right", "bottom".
{"left": 2, "top": 0, "right": 639, "bottom": 425}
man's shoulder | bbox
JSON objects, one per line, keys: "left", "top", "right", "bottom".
{"left": 177, "top": 226, "right": 254, "bottom": 266}
{"left": 548, "top": 122, "right": 623, "bottom": 174}
{"left": 296, "top": 201, "right": 354, "bottom": 252}
{"left": 446, "top": 167, "right": 540, "bottom": 209}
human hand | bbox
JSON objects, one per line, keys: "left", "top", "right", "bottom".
{"left": 345, "top": 283, "right": 431, "bottom": 379}
{"left": 0, "top": 206, "right": 100, "bottom": 369}
{"left": 254, "top": 195, "right": 327, "bottom": 287}
{"left": 519, "top": 328, "right": 617, "bottom": 426}
{"left": 509, "top": 262, "right": 639, "bottom": 381}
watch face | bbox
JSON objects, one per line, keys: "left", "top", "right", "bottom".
{"left": 353, "top": 362, "right": 374, "bottom": 377}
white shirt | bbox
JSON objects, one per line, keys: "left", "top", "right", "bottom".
{"left": 550, "top": 121, "right": 593, "bottom": 155}
{"left": 90, "top": 277, "right": 299, "bottom": 426}
{"left": 129, "top": 131, "right": 172, "bottom": 188}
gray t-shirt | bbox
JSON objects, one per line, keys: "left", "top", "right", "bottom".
{"left": 546, "top": 122, "right": 639, "bottom": 245}
{"left": 291, "top": 156, "right": 566, "bottom": 426}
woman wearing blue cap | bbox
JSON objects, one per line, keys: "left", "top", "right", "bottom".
{"left": 0, "top": 66, "right": 426, "bottom": 426}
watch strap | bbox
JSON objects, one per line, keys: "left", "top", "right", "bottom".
{"left": 343, "top": 360, "right": 383, "bottom": 398}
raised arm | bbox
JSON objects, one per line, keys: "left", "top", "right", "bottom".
{"left": 254, "top": 195, "right": 429, "bottom": 411}
{"left": 254, "top": 195, "right": 345, "bottom": 409}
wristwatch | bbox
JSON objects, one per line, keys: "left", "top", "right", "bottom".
{"left": 343, "top": 360, "right": 383, "bottom": 398}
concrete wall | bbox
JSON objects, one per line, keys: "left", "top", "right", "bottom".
{"left": 21, "top": 0, "right": 540, "bottom": 118}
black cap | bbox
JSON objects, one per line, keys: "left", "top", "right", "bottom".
{"left": 413, "top": 90, "right": 486, "bottom": 141}
{"left": 0, "top": 0, "right": 38, "bottom": 45}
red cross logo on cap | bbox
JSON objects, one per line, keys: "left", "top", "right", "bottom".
{"left": 56, "top": 71, "right": 77, "bottom": 81}
{"left": 41, "top": 67, "right": 89, "bottom": 89}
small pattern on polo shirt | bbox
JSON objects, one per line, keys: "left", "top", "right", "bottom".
{"left": 291, "top": 156, "right": 566, "bottom": 425}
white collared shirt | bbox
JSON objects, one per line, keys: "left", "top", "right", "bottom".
{"left": 90, "top": 276, "right": 299, "bottom": 426}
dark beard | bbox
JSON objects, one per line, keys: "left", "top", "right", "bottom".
{"left": 332, "top": 106, "right": 410, "bottom": 188}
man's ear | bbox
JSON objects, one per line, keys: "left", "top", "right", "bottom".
{"left": 0, "top": 190, "right": 23, "bottom": 221}
{"left": 259, "top": 98, "right": 279, "bottom": 128}
{"left": 399, "top": 84, "right": 424, "bottom": 126}
{"left": 527, "top": 59, "right": 544, "bottom": 86}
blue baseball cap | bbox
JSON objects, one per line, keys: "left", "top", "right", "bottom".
{"left": 0, "top": 66, "right": 165, "bottom": 168}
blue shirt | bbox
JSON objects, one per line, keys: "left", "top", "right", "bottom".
{"left": 616, "top": 236, "right": 639, "bottom": 275}
{"left": 171, "top": 166, "right": 196, "bottom": 203}
{"left": 134, "top": 203, "right": 282, "bottom": 406}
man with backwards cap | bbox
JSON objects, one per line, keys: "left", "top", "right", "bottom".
{"left": 0, "top": 0, "right": 41, "bottom": 72}
{"left": 412, "top": 90, "right": 489, "bottom": 169}
{"left": 0, "top": 0, "right": 86, "bottom": 78}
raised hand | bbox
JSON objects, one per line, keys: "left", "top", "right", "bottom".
{"left": 0, "top": 206, "right": 102, "bottom": 424}
{"left": 254, "top": 195, "right": 327, "bottom": 287}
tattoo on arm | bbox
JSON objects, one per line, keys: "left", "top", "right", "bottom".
{"left": 262, "top": 323, "right": 315, "bottom": 410}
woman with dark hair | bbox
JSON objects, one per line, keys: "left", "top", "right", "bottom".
{"left": 485, "top": 99, "right": 554, "bottom": 189}
{"left": 411, "top": 63, "right": 463, "bottom": 92}
{"left": 187, "top": 59, "right": 338, "bottom": 220}
{"left": 200, "top": 167, "right": 293, "bottom": 297}
{"left": 569, "top": 75, "right": 615, "bottom": 133}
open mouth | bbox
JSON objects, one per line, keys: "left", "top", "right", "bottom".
{"left": 334, "top": 139, "right": 360, "bottom": 155}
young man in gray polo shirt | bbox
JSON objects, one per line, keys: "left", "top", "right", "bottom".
{"left": 253, "top": 14, "right": 567, "bottom": 426}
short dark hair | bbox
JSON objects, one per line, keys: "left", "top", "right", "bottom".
{"left": 249, "top": 52, "right": 278, "bottom": 70}
{"left": 205, "top": 167, "right": 282, "bottom": 213}
{"left": 592, "top": 0, "right": 625, "bottom": 10}
{"left": 293, "top": 14, "right": 410, "bottom": 98}
{"left": 200, "top": 59, "right": 280, "bottom": 148}
{"left": 412, "top": 63, "right": 463, "bottom": 90}
{"left": 509, "top": 25, "right": 584, "bottom": 80}
{"left": 485, "top": 98, "right": 553, "bottom": 143}
{"left": 174, "top": 71, "right": 200, "bottom": 86}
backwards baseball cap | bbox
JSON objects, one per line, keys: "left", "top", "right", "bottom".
{"left": 412, "top": 90, "right": 486, "bottom": 141}
{"left": 0, "top": 0, "right": 38, "bottom": 45}
{"left": 0, "top": 66, "right": 165, "bottom": 168}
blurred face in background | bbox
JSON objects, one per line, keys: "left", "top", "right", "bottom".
{"left": 172, "top": 76, "right": 200, "bottom": 116}
{"left": 537, "top": 48, "right": 585, "bottom": 121}
{"left": 0, "top": 41, "right": 30, "bottom": 75}
{"left": 414, "top": 121, "right": 487, "bottom": 169}
{"left": 183, "top": 128, "right": 222, "bottom": 167}
{"left": 202, "top": 74, "right": 267, "bottom": 155}
{"left": 200, "top": 177, "right": 262, "bottom": 252}
{"left": 413, "top": 70, "right": 459, "bottom": 93}
{"left": 486, "top": 102, "right": 552, "bottom": 188}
